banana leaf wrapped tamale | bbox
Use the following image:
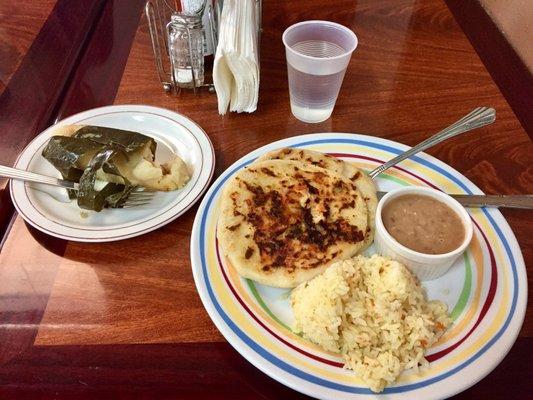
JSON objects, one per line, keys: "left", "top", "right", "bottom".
{"left": 77, "top": 148, "right": 133, "bottom": 212}
{"left": 72, "top": 125, "right": 157, "bottom": 155}
{"left": 41, "top": 125, "right": 190, "bottom": 212}
{"left": 42, "top": 136, "right": 106, "bottom": 182}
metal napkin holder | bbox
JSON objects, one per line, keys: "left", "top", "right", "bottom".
{"left": 145, "top": 0, "right": 261, "bottom": 94}
{"left": 145, "top": 0, "right": 216, "bottom": 93}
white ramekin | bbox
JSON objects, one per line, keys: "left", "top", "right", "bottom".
{"left": 374, "top": 186, "right": 473, "bottom": 281}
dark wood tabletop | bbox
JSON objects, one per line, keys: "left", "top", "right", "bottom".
{"left": 0, "top": 0, "right": 531, "bottom": 398}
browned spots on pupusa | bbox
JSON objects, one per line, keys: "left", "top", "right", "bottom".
{"left": 245, "top": 247, "right": 254, "bottom": 259}
{"left": 242, "top": 181, "right": 364, "bottom": 272}
{"left": 260, "top": 167, "right": 277, "bottom": 177}
{"left": 303, "top": 179, "right": 319, "bottom": 195}
{"left": 351, "top": 171, "right": 361, "bottom": 181}
{"left": 340, "top": 199, "right": 356, "bottom": 211}
{"left": 333, "top": 179, "right": 351, "bottom": 193}
{"left": 230, "top": 192, "right": 242, "bottom": 216}
{"left": 311, "top": 171, "right": 327, "bottom": 185}
{"left": 243, "top": 181, "right": 268, "bottom": 206}
{"left": 226, "top": 223, "right": 241, "bottom": 231}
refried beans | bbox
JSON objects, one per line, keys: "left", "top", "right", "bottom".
{"left": 382, "top": 194, "right": 465, "bottom": 254}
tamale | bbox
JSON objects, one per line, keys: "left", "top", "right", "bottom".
{"left": 42, "top": 126, "right": 156, "bottom": 184}
{"left": 41, "top": 124, "right": 190, "bottom": 211}
{"left": 72, "top": 126, "right": 157, "bottom": 158}
{"left": 76, "top": 148, "right": 132, "bottom": 211}
{"left": 41, "top": 136, "right": 105, "bottom": 181}
{"left": 71, "top": 125, "right": 190, "bottom": 191}
{"left": 41, "top": 135, "right": 138, "bottom": 211}
{"left": 71, "top": 125, "right": 158, "bottom": 181}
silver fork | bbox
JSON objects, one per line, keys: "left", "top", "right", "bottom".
{"left": 367, "top": 107, "right": 496, "bottom": 179}
{"left": 363, "top": 107, "right": 532, "bottom": 209}
{"left": 1, "top": 165, "right": 155, "bottom": 207}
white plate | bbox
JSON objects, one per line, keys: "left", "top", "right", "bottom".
{"left": 11, "top": 105, "right": 215, "bottom": 242}
{"left": 190, "top": 133, "right": 527, "bottom": 400}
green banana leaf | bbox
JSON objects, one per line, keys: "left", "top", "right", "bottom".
{"left": 41, "top": 125, "right": 157, "bottom": 211}
{"left": 41, "top": 136, "right": 105, "bottom": 181}
{"left": 76, "top": 148, "right": 132, "bottom": 212}
{"left": 72, "top": 126, "right": 156, "bottom": 157}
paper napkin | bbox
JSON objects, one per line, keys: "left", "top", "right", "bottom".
{"left": 213, "top": 0, "right": 259, "bottom": 115}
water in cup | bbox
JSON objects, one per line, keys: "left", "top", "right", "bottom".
{"left": 283, "top": 21, "right": 358, "bottom": 123}
{"left": 287, "top": 41, "right": 348, "bottom": 123}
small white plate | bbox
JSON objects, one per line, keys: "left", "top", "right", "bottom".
{"left": 11, "top": 105, "right": 215, "bottom": 242}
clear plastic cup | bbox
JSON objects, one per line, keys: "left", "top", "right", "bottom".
{"left": 282, "top": 21, "right": 358, "bottom": 123}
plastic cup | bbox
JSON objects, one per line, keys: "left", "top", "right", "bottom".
{"left": 282, "top": 20, "right": 358, "bottom": 123}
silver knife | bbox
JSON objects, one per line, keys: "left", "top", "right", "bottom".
{"left": 376, "top": 192, "right": 533, "bottom": 209}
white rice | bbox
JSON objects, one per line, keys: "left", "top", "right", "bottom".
{"left": 290, "top": 255, "right": 451, "bottom": 392}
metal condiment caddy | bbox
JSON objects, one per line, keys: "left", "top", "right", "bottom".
{"left": 145, "top": 0, "right": 261, "bottom": 95}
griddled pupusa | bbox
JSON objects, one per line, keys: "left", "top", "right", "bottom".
{"left": 257, "top": 148, "right": 377, "bottom": 250}
{"left": 218, "top": 159, "right": 368, "bottom": 288}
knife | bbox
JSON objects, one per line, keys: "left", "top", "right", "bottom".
{"left": 376, "top": 192, "right": 533, "bottom": 209}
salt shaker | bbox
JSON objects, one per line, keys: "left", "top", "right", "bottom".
{"left": 168, "top": 13, "right": 205, "bottom": 90}
{"left": 180, "top": 0, "right": 215, "bottom": 56}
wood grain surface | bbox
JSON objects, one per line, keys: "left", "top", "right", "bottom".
{"left": 0, "top": 0, "right": 107, "bottom": 235}
{"left": 446, "top": 0, "right": 533, "bottom": 135}
{"left": 0, "top": 0, "right": 57, "bottom": 94}
{"left": 0, "top": 0, "right": 532, "bottom": 398}
{"left": 0, "top": 0, "right": 107, "bottom": 168}
{"left": 55, "top": 0, "right": 146, "bottom": 120}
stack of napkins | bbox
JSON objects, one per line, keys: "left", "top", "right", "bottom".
{"left": 213, "top": 0, "right": 259, "bottom": 115}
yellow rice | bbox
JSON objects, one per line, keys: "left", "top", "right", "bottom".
{"left": 290, "top": 255, "right": 451, "bottom": 392}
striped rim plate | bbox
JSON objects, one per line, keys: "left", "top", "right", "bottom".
{"left": 11, "top": 105, "right": 215, "bottom": 242}
{"left": 190, "top": 133, "right": 527, "bottom": 399}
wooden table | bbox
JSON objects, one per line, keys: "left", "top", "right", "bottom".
{"left": 0, "top": 0, "right": 531, "bottom": 398}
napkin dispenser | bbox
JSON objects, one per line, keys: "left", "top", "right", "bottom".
{"left": 145, "top": 0, "right": 261, "bottom": 99}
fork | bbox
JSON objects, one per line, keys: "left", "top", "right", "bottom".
{"left": 367, "top": 107, "right": 496, "bottom": 179}
{"left": 363, "top": 107, "right": 532, "bottom": 209}
{"left": 1, "top": 165, "right": 155, "bottom": 207}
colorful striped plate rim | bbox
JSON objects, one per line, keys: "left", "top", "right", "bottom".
{"left": 190, "top": 133, "right": 527, "bottom": 400}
